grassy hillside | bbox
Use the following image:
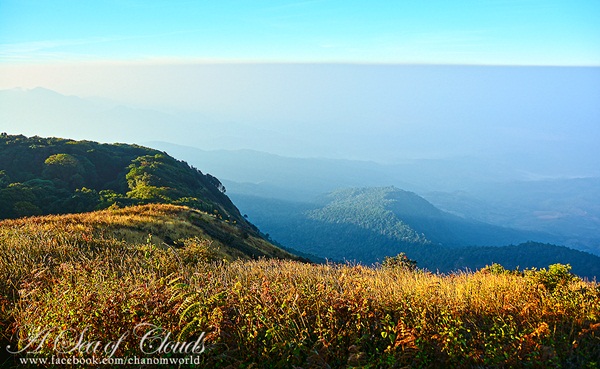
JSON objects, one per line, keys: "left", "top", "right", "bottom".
{"left": 0, "top": 203, "right": 300, "bottom": 263}
{"left": 0, "top": 204, "right": 300, "bottom": 364}
{"left": 0, "top": 206, "right": 598, "bottom": 368}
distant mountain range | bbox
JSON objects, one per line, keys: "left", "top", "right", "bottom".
{"left": 0, "top": 87, "right": 326, "bottom": 156}
{"left": 422, "top": 178, "right": 600, "bottom": 254}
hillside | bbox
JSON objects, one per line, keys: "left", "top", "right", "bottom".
{"left": 0, "top": 203, "right": 301, "bottom": 272}
{"left": 0, "top": 204, "right": 296, "bottom": 367}
{"left": 0, "top": 134, "right": 246, "bottom": 225}
{"left": 0, "top": 134, "right": 308, "bottom": 261}
{"left": 230, "top": 187, "right": 600, "bottom": 278}
{"left": 1, "top": 209, "right": 598, "bottom": 367}
{"left": 307, "top": 187, "right": 555, "bottom": 248}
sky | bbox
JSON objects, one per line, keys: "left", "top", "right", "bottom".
{"left": 1, "top": 0, "right": 599, "bottom": 66}
{"left": 0, "top": 0, "right": 599, "bottom": 176}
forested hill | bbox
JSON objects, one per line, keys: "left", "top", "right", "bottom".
{"left": 231, "top": 187, "right": 600, "bottom": 278}
{"left": 307, "top": 186, "right": 550, "bottom": 249}
{"left": 0, "top": 134, "right": 246, "bottom": 227}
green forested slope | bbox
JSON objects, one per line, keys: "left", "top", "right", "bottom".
{"left": 0, "top": 134, "right": 244, "bottom": 225}
{"left": 231, "top": 188, "right": 600, "bottom": 278}
{"left": 308, "top": 187, "right": 431, "bottom": 245}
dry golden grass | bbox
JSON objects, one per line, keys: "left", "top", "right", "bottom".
{"left": 175, "top": 260, "right": 599, "bottom": 368}
{"left": 0, "top": 204, "right": 598, "bottom": 368}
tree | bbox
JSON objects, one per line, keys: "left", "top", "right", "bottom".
{"left": 206, "top": 173, "right": 226, "bottom": 193}
{"left": 381, "top": 252, "right": 418, "bottom": 271}
{"left": 13, "top": 201, "right": 42, "bottom": 217}
{"left": 0, "top": 170, "right": 10, "bottom": 188}
{"left": 42, "top": 153, "right": 85, "bottom": 189}
{"left": 63, "top": 187, "right": 100, "bottom": 213}
{"left": 125, "top": 155, "right": 176, "bottom": 203}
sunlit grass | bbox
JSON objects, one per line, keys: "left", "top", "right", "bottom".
{"left": 175, "top": 260, "right": 599, "bottom": 368}
{"left": 0, "top": 204, "right": 598, "bottom": 368}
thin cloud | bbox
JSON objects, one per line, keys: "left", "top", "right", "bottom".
{"left": 0, "top": 30, "right": 203, "bottom": 62}
{"left": 0, "top": 37, "right": 120, "bottom": 61}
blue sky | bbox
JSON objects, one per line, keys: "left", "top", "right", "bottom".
{"left": 1, "top": 0, "right": 599, "bottom": 65}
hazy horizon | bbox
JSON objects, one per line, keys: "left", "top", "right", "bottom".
{"left": 2, "top": 63, "right": 600, "bottom": 181}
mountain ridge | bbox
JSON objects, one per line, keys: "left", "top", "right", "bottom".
{"left": 230, "top": 187, "right": 600, "bottom": 278}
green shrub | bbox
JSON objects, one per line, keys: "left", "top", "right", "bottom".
{"left": 525, "top": 263, "right": 578, "bottom": 291}
{"left": 381, "top": 252, "right": 418, "bottom": 271}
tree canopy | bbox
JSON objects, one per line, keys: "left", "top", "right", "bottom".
{"left": 0, "top": 134, "right": 245, "bottom": 226}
